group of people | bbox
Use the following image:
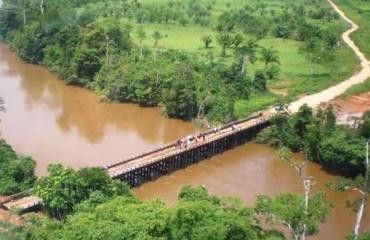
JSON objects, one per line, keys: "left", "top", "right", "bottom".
{"left": 175, "top": 132, "right": 207, "bottom": 150}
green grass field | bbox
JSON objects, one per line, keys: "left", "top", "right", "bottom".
{"left": 335, "top": 0, "right": 370, "bottom": 59}
{"left": 84, "top": 0, "right": 361, "bottom": 118}
{"left": 130, "top": 0, "right": 359, "bottom": 116}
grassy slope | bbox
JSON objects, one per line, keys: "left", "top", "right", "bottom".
{"left": 91, "top": 0, "right": 358, "bottom": 117}
{"left": 335, "top": 0, "right": 370, "bottom": 59}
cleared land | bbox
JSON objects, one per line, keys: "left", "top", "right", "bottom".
{"left": 289, "top": 0, "right": 370, "bottom": 112}
{"left": 129, "top": 0, "right": 359, "bottom": 116}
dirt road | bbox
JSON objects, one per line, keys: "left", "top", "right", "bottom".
{"left": 289, "top": 0, "right": 370, "bottom": 112}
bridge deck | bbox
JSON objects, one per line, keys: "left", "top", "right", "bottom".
{"left": 106, "top": 110, "right": 274, "bottom": 178}
{"left": 2, "top": 196, "right": 42, "bottom": 211}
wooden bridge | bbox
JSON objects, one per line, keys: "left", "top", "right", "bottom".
{"left": 0, "top": 190, "right": 41, "bottom": 213}
{"left": 0, "top": 109, "right": 276, "bottom": 213}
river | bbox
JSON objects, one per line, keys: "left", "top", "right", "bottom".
{"left": 0, "top": 43, "right": 369, "bottom": 239}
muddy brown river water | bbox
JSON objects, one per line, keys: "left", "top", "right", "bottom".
{"left": 0, "top": 43, "right": 369, "bottom": 239}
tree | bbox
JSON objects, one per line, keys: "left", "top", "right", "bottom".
{"left": 360, "top": 111, "right": 370, "bottom": 139}
{"left": 294, "top": 104, "right": 313, "bottom": 138}
{"left": 171, "top": 186, "right": 259, "bottom": 240}
{"left": 70, "top": 17, "right": 131, "bottom": 85}
{"left": 232, "top": 33, "right": 244, "bottom": 48}
{"left": 299, "top": 37, "right": 327, "bottom": 78}
{"left": 253, "top": 70, "right": 267, "bottom": 91}
{"left": 10, "top": 22, "right": 45, "bottom": 64}
{"left": 256, "top": 147, "right": 331, "bottom": 240}
{"left": 265, "top": 64, "right": 280, "bottom": 80}
{"left": 319, "top": 130, "right": 364, "bottom": 175}
{"left": 332, "top": 142, "right": 370, "bottom": 239}
{"left": 234, "top": 38, "right": 258, "bottom": 74}
{"left": 201, "top": 34, "right": 212, "bottom": 48}
{"left": 303, "top": 123, "right": 321, "bottom": 161}
{"left": 256, "top": 192, "right": 330, "bottom": 240}
{"left": 347, "top": 232, "right": 370, "bottom": 240}
{"left": 322, "top": 28, "right": 339, "bottom": 49}
{"left": 216, "top": 32, "right": 232, "bottom": 57}
{"left": 161, "top": 64, "right": 198, "bottom": 120}
{"left": 324, "top": 105, "right": 336, "bottom": 133}
{"left": 0, "top": 139, "right": 36, "bottom": 195}
{"left": 18, "top": 185, "right": 279, "bottom": 240}
{"left": 34, "top": 164, "right": 86, "bottom": 220}
{"left": 179, "top": 17, "right": 188, "bottom": 26}
{"left": 38, "top": 0, "right": 45, "bottom": 15}
{"left": 135, "top": 26, "right": 146, "bottom": 58}
{"left": 152, "top": 30, "right": 163, "bottom": 47}
{"left": 34, "top": 164, "right": 130, "bottom": 220}
{"left": 260, "top": 47, "right": 280, "bottom": 66}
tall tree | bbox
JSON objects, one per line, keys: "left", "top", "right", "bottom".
{"left": 34, "top": 164, "right": 86, "bottom": 220}
{"left": 333, "top": 142, "right": 370, "bottom": 239}
{"left": 299, "top": 37, "right": 326, "bottom": 78}
{"left": 235, "top": 38, "right": 258, "bottom": 73}
{"left": 232, "top": 33, "right": 244, "bottom": 48}
{"left": 260, "top": 47, "right": 280, "bottom": 66}
{"left": 256, "top": 147, "right": 331, "bottom": 240}
{"left": 135, "top": 26, "right": 146, "bottom": 58}
{"left": 201, "top": 34, "right": 212, "bottom": 48}
{"left": 152, "top": 30, "right": 163, "bottom": 47}
{"left": 216, "top": 32, "right": 232, "bottom": 57}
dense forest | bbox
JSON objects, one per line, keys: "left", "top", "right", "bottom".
{"left": 0, "top": 139, "right": 35, "bottom": 195}
{"left": 0, "top": 0, "right": 357, "bottom": 122}
{"left": 256, "top": 104, "right": 370, "bottom": 239}
{"left": 1, "top": 163, "right": 333, "bottom": 240}
{"left": 257, "top": 105, "right": 369, "bottom": 176}
{"left": 1, "top": 0, "right": 370, "bottom": 239}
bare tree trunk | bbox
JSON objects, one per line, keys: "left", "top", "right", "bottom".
{"left": 302, "top": 179, "right": 311, "bottom": 240}
{"left": 354, "top": 193, "right": 366, "bottom": 238}
{"left": 23, "top": 9, "right": 27, "bottom": 26}
{"left": 139, "top": 40, "right": 143, "bottom": 59}
{"left": 197, "top": 104, "right": 203, "bottom": 119}
{"left": 105, "top": 35, "right": 112, "bottom": 66}
{"left": 353, "top": 141, "right": 369, "bottom": 238}
{"left": 40, "top": 0, "right": 45, "bottom": 15}
{"left": 106, "top": 37, "right": 110, "bottom": 65}
{"left": 241, "top": 55, "right": 248, "bottom": 74}
{"left": 292, "top": 162, "right": 313, "bottom": 240}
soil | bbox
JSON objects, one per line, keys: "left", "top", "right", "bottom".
{"left": 322, "top": 91, "right": 370, "bottom": 124}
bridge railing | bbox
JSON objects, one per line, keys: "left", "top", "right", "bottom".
{"left": 0, "top": 189, "right": 33, "bottom": 205}
{"left": 110, "top": 115, "right": 271, "bottom": 178}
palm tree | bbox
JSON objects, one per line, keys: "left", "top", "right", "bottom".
{"left": 152, "top": 30, "right": 163, "bottom": 47}
{"left": 235, "top": 38, "right": 259, "bottom": 73}
{"left": 260, "top": 47, "right": 280, "bottom": 66}
{"left": 216, "top": 33, "right": 232, "bottom": 57}
{"left": 136, "top": 26, "right": 146, "bottom": 58}
{"left": 201, "top": 35, "right": 212, "bottom": 48}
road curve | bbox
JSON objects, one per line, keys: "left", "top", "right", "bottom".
{"left": 289, "top": 0, "right": 370, "bottom": 112}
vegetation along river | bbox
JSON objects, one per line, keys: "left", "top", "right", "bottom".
{"left": 0, "top": 43, "right": 369, "bottom": 239}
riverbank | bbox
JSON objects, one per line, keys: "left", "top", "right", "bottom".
{"left": 1, "top": 0, "right": 370, "bottom": 238}
{"left": 0, "top": 0, "right": 361, "bottom": 122}
{"left": 0, "top": 40, "right": 368, "bottom": 239}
